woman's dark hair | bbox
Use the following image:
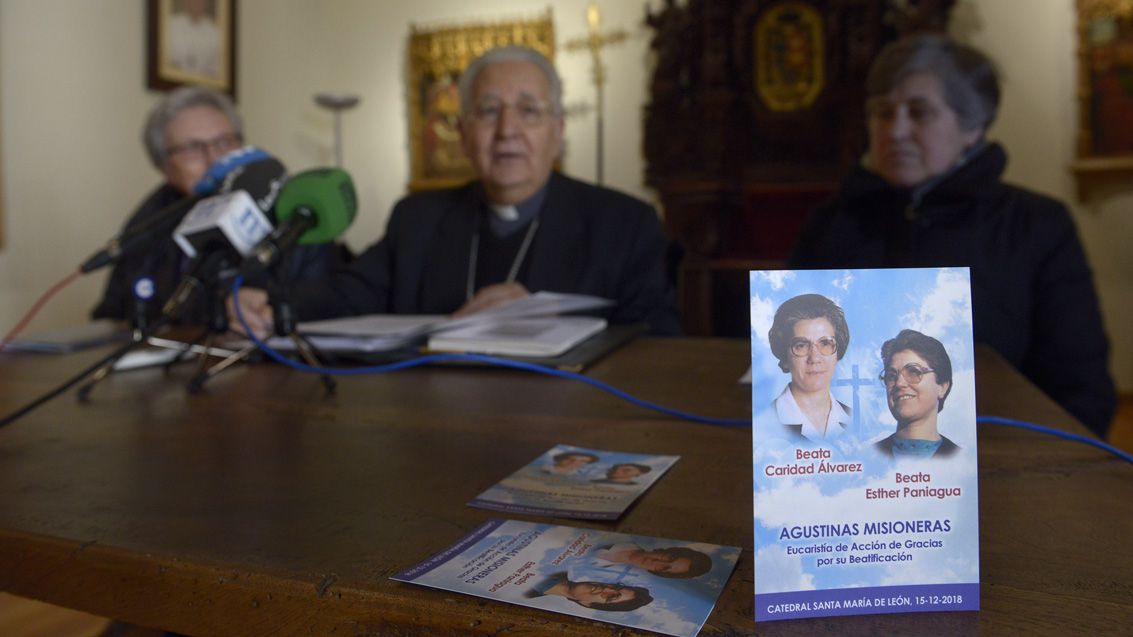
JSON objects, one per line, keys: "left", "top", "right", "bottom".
{"left": 866, "top": 34, "right": 1000, "bottom": 132}
{"left": 610, "top": 463, "right": 651, "bottom": 475}
{"left": 650, "top": 546, "right": 713, "bottom": 579}
{"left": 578, "top": 583, "right": 654, "bottom": 612}
{"left": 768, "top": 294, "right": 850, "bottom": 372}
{"left": 880, "top": 329, "right": 953, "bottom": 412}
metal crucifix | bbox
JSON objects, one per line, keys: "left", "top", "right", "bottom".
{"left": 564, "top": 1, "right": 627, "bottom": 185}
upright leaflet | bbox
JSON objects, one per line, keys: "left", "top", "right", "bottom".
{"left": 750, "top": 268, "right": 979, "bottom": 621}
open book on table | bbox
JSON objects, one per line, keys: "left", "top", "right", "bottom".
{"left": 265, "top": 291, "right": 613, "bottom": 356}
{"left": 425, "top": 316, "right": 606, "bottom": 357}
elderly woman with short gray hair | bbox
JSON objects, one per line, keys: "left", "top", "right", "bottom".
{"left": 790, "top": 34, "right": 1115, "bottom": 438}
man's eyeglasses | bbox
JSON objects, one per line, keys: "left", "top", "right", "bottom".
{"left": 166, "top": 132, "right": 243, "bottom": 161}
{"left": 880, "top": 364, "right": 936, "bottom": 386}
{"left": 466, "top": 99, "right": 554, "bottom": 128}
{"left": 790, "top": 337, "right": 837, "bottom": 358}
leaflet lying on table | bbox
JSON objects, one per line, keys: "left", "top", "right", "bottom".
{"left": 393, "top": 519, "right": 740, "bottom": 637}
{"left": 468, "top": 444, "right": 679, "bottom": 520}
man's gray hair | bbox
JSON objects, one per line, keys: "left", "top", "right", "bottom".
{"left": 457, "top": 46, "right": 563, "bottom": 116}
{"left": 866, "top": 34, "right": 1000, "bottom": 132}
{"left": 142, "top": 86, "right": 242, "bottom": 168}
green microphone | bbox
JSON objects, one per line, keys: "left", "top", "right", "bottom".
{"left": 246, "top": 167, "right": 357, "bottom": 270}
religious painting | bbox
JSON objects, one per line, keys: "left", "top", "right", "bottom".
{"left": 1077, "top": 1, "right": 1133, "bottom": 156}
{"left": 1072, "top": 0, "right": 1133, "bottom": 198}
{"left": 146, "top": 0, "right": 237, "bottom": 97}
{"left": 407, "top": 11, "right": 555, "bottom": 191}
{"left": 0, "top": 95, "right": 4, "bottom": 249}
{"left": 753, "top": 1, "right": 825, "bottom": 113}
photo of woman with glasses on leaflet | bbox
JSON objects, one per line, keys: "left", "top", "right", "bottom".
{"left": 767, "top": 294, "right": 852, "bottom": 443}
{"left": 875, "top": 329, "right": 959, "bottom": 459}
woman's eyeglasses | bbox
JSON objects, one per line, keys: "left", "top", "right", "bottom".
{"left": 166, "top": 132, "right": 243, "bottom": 161}
{"left": 880, "top": 364, "right": 936, "bottom": 386}
{"left": 790, "top": 337, "right": 837, "bottom": 358}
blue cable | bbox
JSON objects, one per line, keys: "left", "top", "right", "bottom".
{"left": 230, "top": 276, "right": 749, "bottom": 427}
{"left": 231, "top": 277, "right": 1133, "bottom": 463}
{"left": 977, "top": 415, "right": 1133, "bottom": 464}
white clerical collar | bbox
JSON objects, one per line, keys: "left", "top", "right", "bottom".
{"left": 489, "top": 203, "right": 519, "bottom": 221}
{"left": 484, "top": 182, "right": 549, "bottom": 237}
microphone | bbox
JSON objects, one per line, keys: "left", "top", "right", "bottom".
{"left": 191, "top": 146, "right": 271, "bottom": 195}
{"left": 196, "top": 151, "right": 287, "bottom": 214}
{"left": 245, "top": 167, "right": 357, "bottom": 271}
{"left": 91, "top": 155, "right": 286, "bottom": 273}
{"left": 79, "top": 146, "right": 275, "bottom": 273}
{"left": 161, "top": 161, "right": 286, "bottom": 322}
{"left": 170, "top": 154, "right": 290, "bottom": 261}
{"left": 172, "top": 190, "right": 275, "bottom": 260}
{"left": 130, "top": 275, "right": 156, "bottom": 333}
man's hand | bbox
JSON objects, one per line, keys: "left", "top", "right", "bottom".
{"left": 226, "top": 287, "right": 275, "bottom": 339}
{"left": 452, "top": 282, "right": 530, "bottom": 317}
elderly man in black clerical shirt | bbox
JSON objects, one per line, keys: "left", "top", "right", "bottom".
{"left": 229, "top": 46, "right": 680, "bottom": 337}
{"left": 92, "top": 86, "right": 336, "bottom": 326}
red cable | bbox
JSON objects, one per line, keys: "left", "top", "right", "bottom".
{"left": 0, "top": 270, "right": 83, "bottom": 354}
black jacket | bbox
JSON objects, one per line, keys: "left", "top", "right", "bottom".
{"left": 293, "top": 172, "right": 681, "bottom": 335}
{"left": 790, "top": 144, "right": 1115, "bottom": 437}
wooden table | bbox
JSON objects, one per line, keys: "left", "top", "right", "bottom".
{"left": 1, "top": 340, "right": 1130, "bottom": 635}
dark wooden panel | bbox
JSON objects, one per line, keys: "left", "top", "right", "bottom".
{"left": 643, "top": 0, "right": 956, "bottom": 334}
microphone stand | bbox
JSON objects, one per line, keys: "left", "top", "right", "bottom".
{"left": 77, "top": 265, "right": 194, "bottom": 401}
{"left": 266, "top": 265, "right": 337, "bottom": 395}
{"left": 81, "top": 251, "right": 242, "bottom": 401}
{"left": 4, "top": 323, "right": 174, "bottom": 428}
{"left": 182, "top": 259, "right": 259, "bottom": 393}
{"left": 186, "top": 250, "right": 336, "bottom": 395}
{"left": 76, "top": 312, "right": 173, "bottom": 402}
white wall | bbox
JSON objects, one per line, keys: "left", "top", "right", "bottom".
{"left": 1, "top": 0, "right": 1130, "bottom": 389}
{"left": 0, "top": 1, "right": 155, "bottom": 329}
{"left": 955, "top": 0, "right": 1133, "bottom": 389}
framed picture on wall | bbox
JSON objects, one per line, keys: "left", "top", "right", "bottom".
{"left": 0, "top": 93, "right": 4, "bottom": 249}
{"left": 146, "top": 0, "right": 237, "bottom": 97}
{"left": 1071, "top": 0, "right": 1133, "bottom": 199}
{"left": 752, "top": 1, "right": 826, "bottom": 113}
{"left": 407, "top": 11, "right": 554, "bottom": 192}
